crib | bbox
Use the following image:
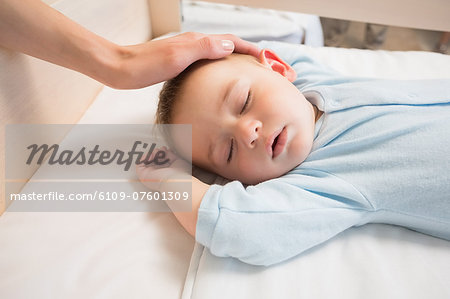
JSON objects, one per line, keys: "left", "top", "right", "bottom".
{"left": 1, "top": 0, "right": 449, "bottom": 298}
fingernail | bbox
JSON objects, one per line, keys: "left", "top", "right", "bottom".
{"left": 221, "top": 40, "right": 234, "bottom": 51}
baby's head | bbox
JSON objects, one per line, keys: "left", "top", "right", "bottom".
{"left": 157, "top": 49, "right": 317, "bottom": 185}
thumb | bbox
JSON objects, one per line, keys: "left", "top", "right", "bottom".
{"left": 189, "top": 36, "right": 235, "bottom": 61}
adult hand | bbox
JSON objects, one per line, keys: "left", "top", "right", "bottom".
{"left": 111, "top": 32, "right": 260, "bottom": 89}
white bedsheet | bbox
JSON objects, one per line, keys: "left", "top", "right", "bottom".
{"left": 185, "top": 225, "right": 450, "bottom": 299}
{"left": 182, "top": 45, "right": 450, "bottom": 299}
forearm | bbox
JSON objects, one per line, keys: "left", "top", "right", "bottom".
{"left": 0, "top": 0, "right": 124, "bottom": 87}
{"left": 163, "top": 176, "right": 210, "bottom": 237}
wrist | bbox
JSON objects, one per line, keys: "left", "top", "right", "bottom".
{"left": 55, "top": 21, "right": 131, "bottom": 89}
{"left": 89, "top": 41, "right": 132, "bottom": 89}
{"left": 158, "top": 170, "right": 192, "bottom": 193}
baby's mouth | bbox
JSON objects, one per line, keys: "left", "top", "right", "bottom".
{"left": 272, "top": 135, "right": 279, "bottom": 152}
{"left": 266, "top": 126, "right": 287, "bottom": 159}
{"left": 273, "top": 126, "right": 287, "bottom": 159}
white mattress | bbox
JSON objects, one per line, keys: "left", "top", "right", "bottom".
{"left": 1, "top": 44, "right": 450, "bottom": 299}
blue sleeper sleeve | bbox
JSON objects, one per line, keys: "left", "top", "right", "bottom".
{"left": 196, "top": 171, "right": 373, "bottom": 266}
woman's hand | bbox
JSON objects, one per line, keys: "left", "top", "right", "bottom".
{"left": 111, "top": 32, "right": 260, "bottom": 89}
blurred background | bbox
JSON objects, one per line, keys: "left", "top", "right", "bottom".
{"left": 320, "top": 17, "right": 449, "bottom": 54}
{"left": 181, "top": 1, "right": 449, "bottom": 54}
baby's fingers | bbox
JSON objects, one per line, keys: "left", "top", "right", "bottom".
{"left": 160, "top": 146, "right": 180, "bottom": 160}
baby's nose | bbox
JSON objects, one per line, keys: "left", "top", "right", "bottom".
{"left": 237, "top": 119, "right": 262, "bottom": 148}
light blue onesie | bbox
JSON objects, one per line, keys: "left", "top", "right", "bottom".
{"left": 196, "top": 41, "right": 450, "bottom": 266}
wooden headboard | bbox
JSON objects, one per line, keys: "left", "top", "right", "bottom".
{"left": 1, "top": 0, "right": 449, "bottom": 214}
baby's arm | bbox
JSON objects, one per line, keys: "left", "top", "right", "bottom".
{"left": 136, "top": 147, "right": 209, "bottom": 237}
{"left": 171, "top": 177, "right": 209, "bottom": 236}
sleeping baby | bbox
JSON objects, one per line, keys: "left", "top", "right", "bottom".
{"left": 137, "top": 41, "right": 450, "bottom": 266}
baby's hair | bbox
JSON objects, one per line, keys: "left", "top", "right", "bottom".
{"left": 156, "top": 71, "right": 187, "bottom": 125}
{"left": 156, "top": 59, "right": 208, "bottom": 152}
{"left": 157, "top": 59, "right": 209, "bottom": 125}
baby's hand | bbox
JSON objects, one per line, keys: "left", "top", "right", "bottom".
{"left": 136, "top": 146, "right": 190, "bottom": 192}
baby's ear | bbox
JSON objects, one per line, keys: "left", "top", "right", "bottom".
{"left": 259, "top": 49, "right": 297, "bottom": 82}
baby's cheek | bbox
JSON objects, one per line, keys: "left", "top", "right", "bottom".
{"left": 237, "top": 156, "right": 257, "bottom": 173}
{"left": 237, "top": 157, "right": 267, "bottom": 183}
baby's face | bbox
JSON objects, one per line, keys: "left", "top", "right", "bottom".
{"left": 171, "top": 51, "right": 316, "bottom": 185}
